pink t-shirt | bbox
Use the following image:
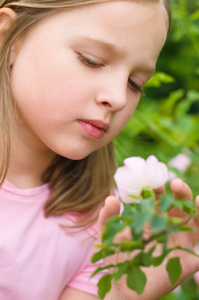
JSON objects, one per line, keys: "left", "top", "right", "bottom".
{"left": 0, "top": 180, "right": 104, "bottom": 299}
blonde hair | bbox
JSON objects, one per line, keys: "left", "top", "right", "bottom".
{"left": 0, "top": 0, "right": 171, "bottom": 226}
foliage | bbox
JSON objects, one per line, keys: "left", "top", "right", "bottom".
{"left": 160, "top": 276, "right": 199, "bottom": 300}
{"left": 92, "top": 189, "right": 197, "bottom": 299}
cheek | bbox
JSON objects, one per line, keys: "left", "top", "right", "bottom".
{"left": 124, "top": 94, "right": 140, "bottom": 121}
{"left": 10, "top": 49, "right": 88, "bottom": 118}
{"left": 119, "top": 96, "right": 140, "bottom": 127}
{"left": 111, "top": 98, "right": 139, "bottom": 138}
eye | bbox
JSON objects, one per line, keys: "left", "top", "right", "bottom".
{"left": 128, "top": 78, "right": 145, "bottom": 96}
{"left": 77, "top": 52, "right": 104, "bottom": 68}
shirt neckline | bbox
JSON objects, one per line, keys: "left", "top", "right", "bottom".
{"left": 1, "top": 180, "right": 50, "bottom": 200}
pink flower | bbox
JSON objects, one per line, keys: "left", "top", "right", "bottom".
{"left": 168, "top": 153, "right": 191, "bottom": 180}
{"left": 194, "top": 272, "right": 199, "bottom": 285}
{"left": 194, "top": 244, "right": 199, "bottom": 284}
{"left": 114, "top": 155, "right": 169, "bottom": 203}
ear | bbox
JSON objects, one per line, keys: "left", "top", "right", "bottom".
{"left": 0, "top": 8, "right": 17, "bottom": 44}
{"left": 0, "top": 8, "right": 17, "bottom": 66}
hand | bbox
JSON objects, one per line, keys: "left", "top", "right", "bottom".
{"left": 98, "top": 178, "right": 199, "bottom": 300}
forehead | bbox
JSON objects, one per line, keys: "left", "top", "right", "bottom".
{"left": 42, "top": 1, "right": 168, "bottom": 44}
{"left": 67, "top": 1, "right": 169, "bottom": 30}
{"left": 65, "top": 1, "right": 166, "bottom": 40}
{"left": 33, "top": 1, "right": 168, "bottom": 33}
{"left": 21, "top": 1, "right": 168, "bottom": 75}
{"left": 61, "top": 2, "right": 167, "bottom": 58}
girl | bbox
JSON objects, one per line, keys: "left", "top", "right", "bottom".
{"left": 0, "top": 0, "right": 198, "bottom": 299}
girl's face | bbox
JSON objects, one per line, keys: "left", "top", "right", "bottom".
{"left": 10, "top": 1, "right": 168, "bottom": 160}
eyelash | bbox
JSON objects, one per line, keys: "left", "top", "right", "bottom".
{"left": 128, "top": 78, "right": 145, "bottom": 96}
{"left": 77, "top": 52, "right": 103, "bottom": 68}
{"left": 77, "top": 52, "right": 145, "bottom": 95}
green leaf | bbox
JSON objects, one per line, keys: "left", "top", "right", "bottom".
{"left": 130, "top": 200, "right": 154, "bottom": 235}
{"left": 133, "top": 248, "right": 155, "bottom": 267}
{"left": 151, "top": 215, "right": 167, "bottom": 234}
{"left": 102, "top": 216, "right": 126, "bottom": 244}
{"left": 153, "top": 249, "right": 171, "bottom": 266}
{"left": 179, "top": 225, "right": 196, "bottom": 232}
{"left": 113, "top": 261, "right": 129, "bottom": 282}
{"left": 133, "top": 246, "right": 156, "bottom": 267}
{"left": 157, "top": 72, "right": 175, "bottom": 83}
{"left": 166, "top": 257, "right": 182, "bottom": 286}
{"left": 91, "top": 264, "right": 114, "bottom": 277}
{"left": 190, "top": 9, "right": 199, "bottom": 21}
{"left": 97, "top": 274, "right": 112, "bottom": 299}
{"left": 130, "top": 226, "right": 143, "bottom": 241}
{"left": 130, "top": 211, "right": 148, "bottom": 234}
{"left": 145, "top": 72, "right": 175, "bottom": 88}
{"left": 181, "top": 199, "right": 196, "bottom": 214}
{"left": 91, "top": 248, "right": 115, "bottom": 263}
{"left": 174, "top": 246, "right": 199, "bottom": 258}
{"left": 133, "top": 252, "right": 144, "bottom": 266}
{"left": 171, "top": 199, "right": 184, "bottom": 210}
{"left": 187, "top": 90, "right": 199, "bottom": 102}
{"left": 91, "top": 268, "right": 101, "bottom": 278}
{"left": 156, "top": 232, "right": 168, "bottom": 244}
{"left": 153, "top": 254, "right": 166, "bottom": 267}
{"left": 161, "top": 196, "right": 191, "bottom": 214}
{"left": 126, "top": 266, "right": 147, "bottom": 295}
{"left": 142, "top": 245, "right": 156, "bottom": 266}
{"left": 160, "top": 195, "right": 175, "bottom": 212}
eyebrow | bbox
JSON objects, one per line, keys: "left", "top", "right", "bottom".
{"left": 78, "top": 35, "right": 156, "bottom": 77}
{"left": 77, "top": 35, "right": 125, "bottom": 55}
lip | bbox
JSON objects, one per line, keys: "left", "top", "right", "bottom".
{"left": 78, "top": 119, "right": 110, "bottom": 139}
{"left": 82, "top": 119, "right": 110, "bottom": 131}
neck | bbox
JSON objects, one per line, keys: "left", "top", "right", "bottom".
{"left": 6, "top": 119, "right": 56, "bottom": 189}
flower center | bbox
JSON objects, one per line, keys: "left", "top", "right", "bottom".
{"left": 141, "top": 187, "right": 154, "bottom": 199}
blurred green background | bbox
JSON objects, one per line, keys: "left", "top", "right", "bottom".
{"left": 114, "top": 0, "right": 199, "bottom": 196}
{"left": 114, "top": 0, "right": 199, "bottom": 297}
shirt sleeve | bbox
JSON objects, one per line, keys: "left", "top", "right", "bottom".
{"left": 67, "top": 220, "right": 108, "bottom": 296}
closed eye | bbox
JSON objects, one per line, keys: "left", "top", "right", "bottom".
{"left": 77, "top": 52, "right": 145, "bottom": 95}
{"left": 128, "top": 78, "right": 145, "bottom": 96}
{"left": 77, "top": 52, "right": 104, "bottom": 68}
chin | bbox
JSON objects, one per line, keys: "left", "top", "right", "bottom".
{"left": 48, "top": 142, "right": 101, "bottom": 161}
{"left": 57, "top": 150, "right": 92, "bottom": 161}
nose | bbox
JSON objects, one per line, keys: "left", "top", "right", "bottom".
{"left": 95, "top": 76, "right": 127, "bottom": 112}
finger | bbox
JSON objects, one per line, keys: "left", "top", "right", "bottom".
{"left": 168, "top": 178, "right": 192, "bottom": 219}
{"left": 170, "top": 178, "right": 192, "bottom": 201}
{"left": 194, "top": 195, "right": 199, "bottom": 227}
{"left": 187, "top": 195, "right": 199, "bottom": 246}
{"left": 192, "top": 195, "right": 199, "bottom": 227}
{"left": 98, "top": 196, "right": 121, "bottom": 239}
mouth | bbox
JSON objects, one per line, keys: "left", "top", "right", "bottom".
{"left": 78, "top": 119, "right": 110, "bottom": 139}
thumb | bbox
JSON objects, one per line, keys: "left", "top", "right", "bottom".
{"left": 98, "top": 196, "right": 121, "bottom": 240}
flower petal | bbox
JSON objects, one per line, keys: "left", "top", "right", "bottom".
{"left": 114, "top": 162, "right": 143, "bottom": 199}
{"left": 114, "top": 155, "right": 169, "bottom": 203}
{"left": 123, "top": 157, "right": 146, "bottom": 188}
{"left": 145, "top": 156, "right": 168, "bottom": 189}
{"left": 152, "top": 162, "right": 168, "bottom": 188}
